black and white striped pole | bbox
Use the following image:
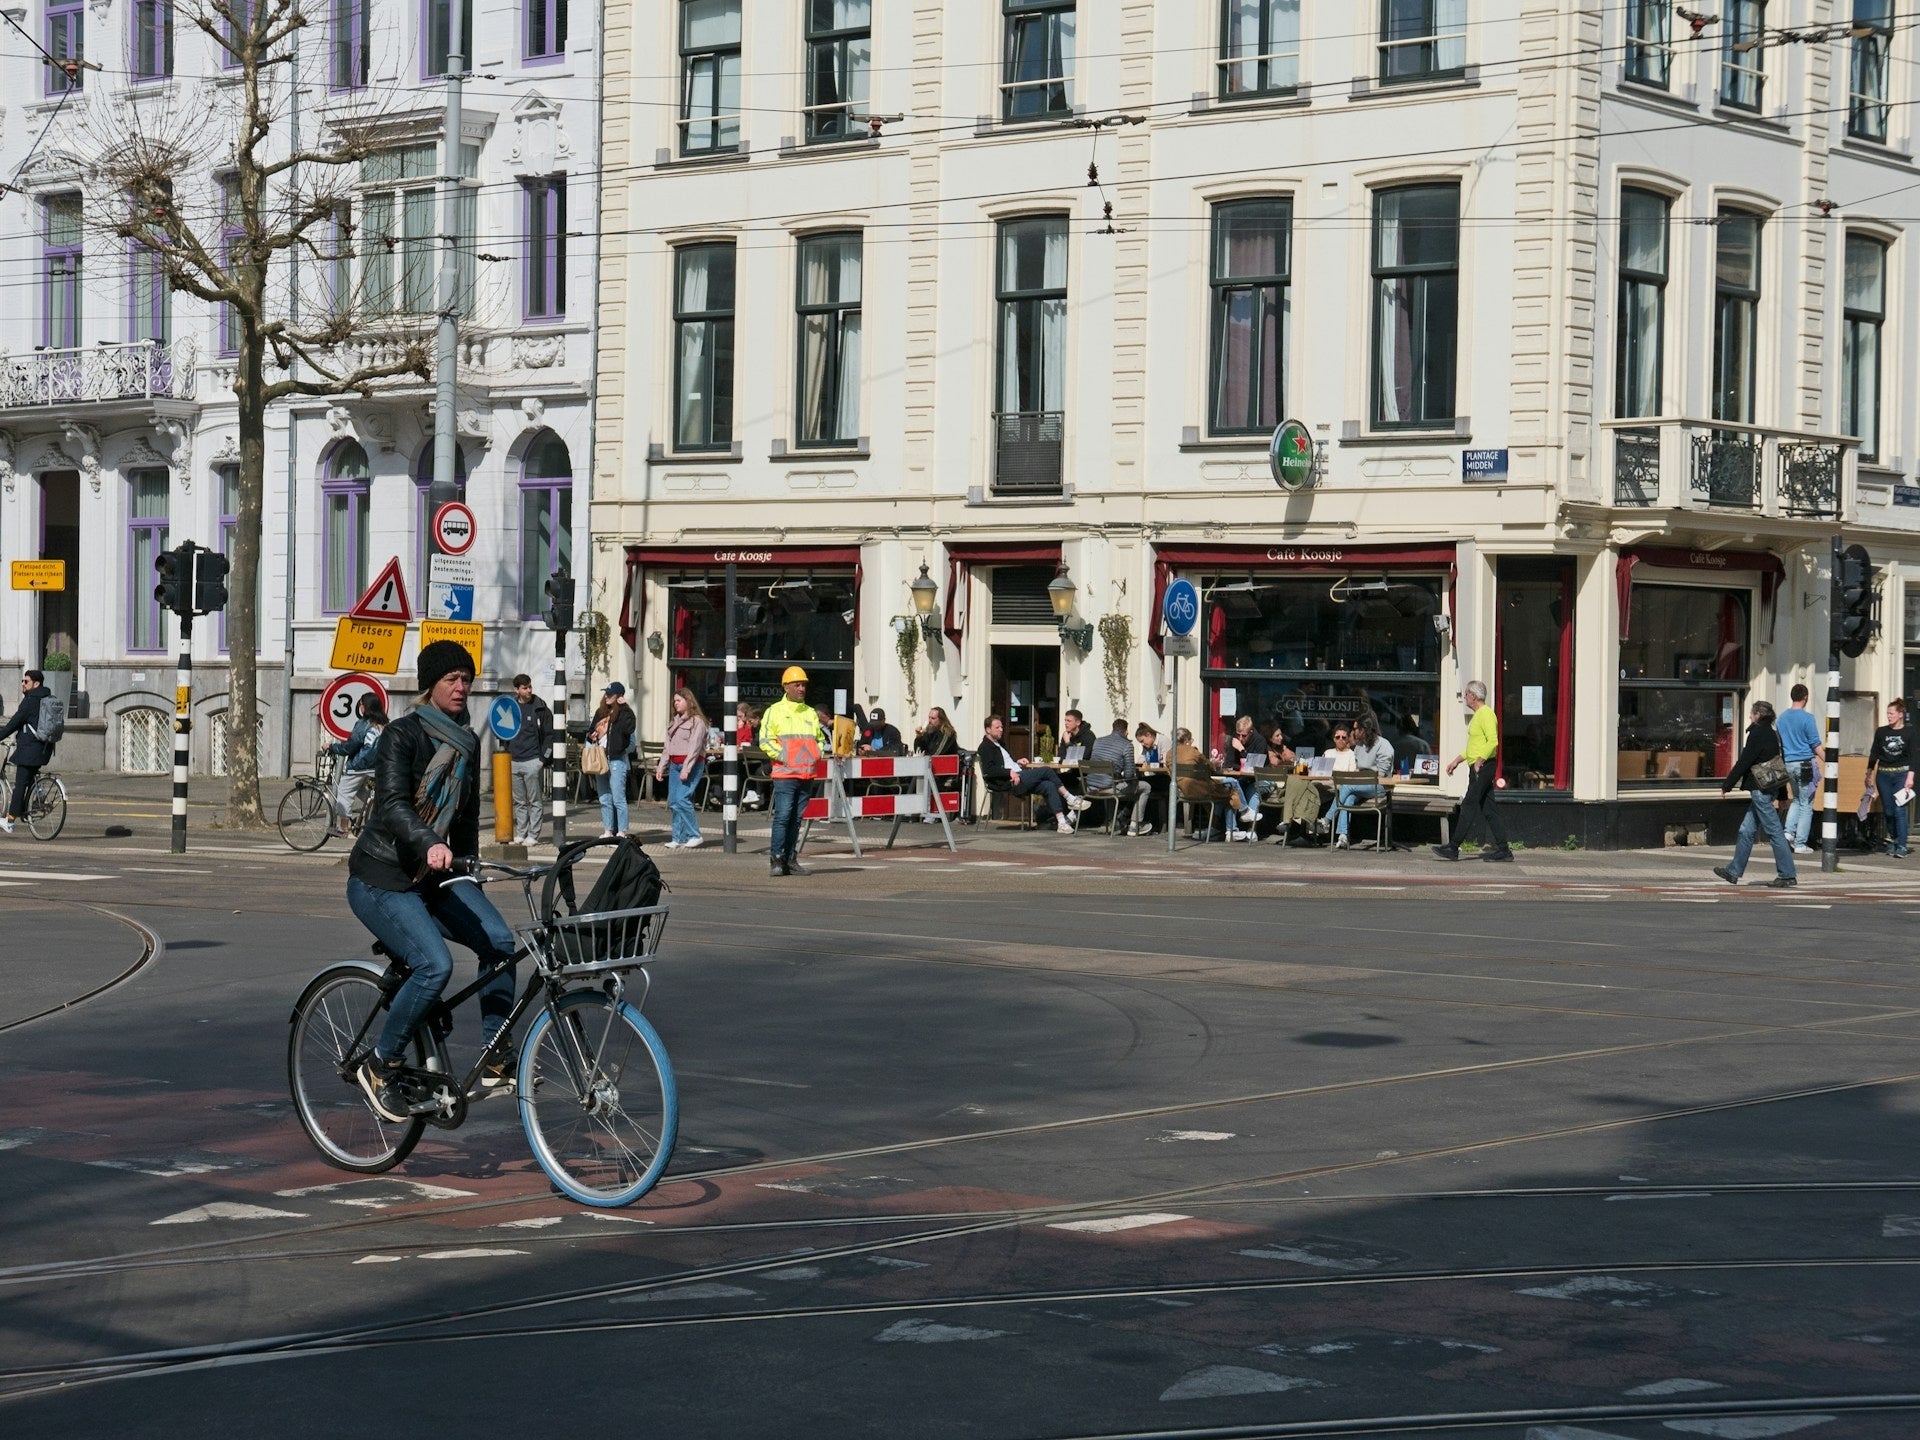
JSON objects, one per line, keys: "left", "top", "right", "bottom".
{"left": 544, "top": 569, "right": 573, "bottom": 848}
{"left": 723, "top": 561, "right": 739, "bottom": 855}
{"left": 152, "top": 542, "right": 200, "bottom": 855}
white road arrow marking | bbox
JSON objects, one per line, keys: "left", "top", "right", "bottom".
{"left": 152, "top": 1202, "right": 306, "bottom": 1225}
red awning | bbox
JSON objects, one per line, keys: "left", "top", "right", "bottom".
{"left": 618, "top": 545, "right": 865, "bottom": 650}
{"left": 1152, "top": 542, "right": 1458, "bottom": 571}
{"left": 1615, "top": 545, "right": 1785, "bottom": 641}
{"left": 942, "top": 541, "right": 1063, "bottom": 566}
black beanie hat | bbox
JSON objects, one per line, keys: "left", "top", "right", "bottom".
{"left": 418, "top": 639, "right": 477, "bottom": 692}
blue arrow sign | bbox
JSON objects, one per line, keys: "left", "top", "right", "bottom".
{"left": 488, "top": 696, "right": 522, "bottom": 743}
{"left": 1162, "top": 578, "right": 1200, "bottom": 637}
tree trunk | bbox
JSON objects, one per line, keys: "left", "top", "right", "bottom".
{"left": 226, "top": 344, "right": 269, "bottom": 829}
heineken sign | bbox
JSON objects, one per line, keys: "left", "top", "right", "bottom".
{"left": 1270, "top": 419, "right": 1315, "bottom": 491}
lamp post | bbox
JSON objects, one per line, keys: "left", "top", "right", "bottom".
{"left": 1048, "top": 566, "right": 1094, "bottom": 652}
{"left": 910, "top": 562, "right": 940, "bottom": 645}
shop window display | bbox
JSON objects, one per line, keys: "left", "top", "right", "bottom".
{"left": 1618, "top": 584, "right": 1749, "bottom": 785}
{"left": 668, "top": 570, "right": 856, "bottom": 716}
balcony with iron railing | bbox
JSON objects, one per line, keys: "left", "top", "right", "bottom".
{"left": 0, "top": 338, "right": 198, "bottom": 410}
{"left": 992, "top": 410, "right": 1065, "bottom": 496}
{"left": 1604, "top": 417, "right": 1851, "bottom": 522}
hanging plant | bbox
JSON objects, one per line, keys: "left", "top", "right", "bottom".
{"left": 893, "top": 616, "right": 920, "bottom": 713}
{"left": 1097, "top": 613, "right": 1133, "bottom": 717}
{"left": 576, "top": 609, "right": 611, "bottom": 684}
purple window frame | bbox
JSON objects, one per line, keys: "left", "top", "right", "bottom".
{"left": 522, "top": 177, "right": 566, "bottom": 321}
{"left": 46, "top": 0, "right": 83, "bottom": 95}
{"left": 132, "top": 0, "right": 173, "bottom": 80}
{"left": 321, "top": 442, "right": 371, "bottom": 615}
{"left": 217, "top": 465, "right": 239, "bottom": 652}
{"left": 126, "top": 470, "right": 170, "bottom": 655}
{"left": 43, "top": 198, "right": 83, "bottom": 350}
{"left": 128, "top": 241, "right": 170, "bottom": 344}
{"left": 524, "top": 0, "right": 566, "bottom": 63}
{"left": 413, "top": 441, "right": 468, "bottom": 598}
{"left": 330, "top": 0, "right": 369, "bottom": 91}
{"left": 219, "top": 183, "right": 244, "bottom": 357}
{"left": 224, "top": 0, "right": 251, "bottom": 68}
{"left": 423, "top": 0, "right": 475, "bottom": 79}
{"left": 517, "top": 433, "right": 572, "bottom": 618}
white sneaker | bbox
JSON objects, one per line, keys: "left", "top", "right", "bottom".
{"left": 1129, "top": 824, "right": 1150, "bottom": 837}
{"left": 682, "top": 835, "right": 705, "bottom": 849}
{"left": 0, "top": 817, "right": 12, "bottom": 834}
{"left": 1241, "top": 809, "right": 1259, "bottom": 826}
{"left": 1335, "top": 834, "right": 1349, "bottom": 850}
{"left": 1792, "top": 844, "right": 1813, "bottom": 855}
{"left": 662, "top": 840, "right": 682, "bottom": 849}
{"left": 1067, "top": 794, "right": 1091, "bottom": 813}
{"left": 598, "top": 830, "right": 616, "bottom": 839}
{"left": 1056, "top": 816, "right": 1076, "bottom": 835}
{"left": 1226, "top": 829, "right": 1250, "bottom": 842}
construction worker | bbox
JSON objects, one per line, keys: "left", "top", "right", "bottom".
{"left": 760, "top": 665, "right": 826, "bottom": 877}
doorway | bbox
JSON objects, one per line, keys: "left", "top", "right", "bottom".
{"left": 989, "top": 643, "right": 1060, "bottom": 760}
{"left": 1495, "top": 556, "right": 1575, "bottom": 790}
{"left": 38, "top": 471, "right": 80, "bottom": 663}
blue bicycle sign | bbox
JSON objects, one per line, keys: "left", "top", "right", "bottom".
{"left": 1163, "top": 578, "right": 1200, "bottom": 637}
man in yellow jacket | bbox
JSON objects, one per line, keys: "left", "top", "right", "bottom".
{"left": 760, "top": 665, "right": 826, "bottom": 877}
{"left": 1434, "top": 679, "right": 1512, "bottom": 863}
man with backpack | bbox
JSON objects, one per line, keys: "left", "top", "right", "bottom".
{"left": 0, "top": 670, "right": 61, "bottom": 835}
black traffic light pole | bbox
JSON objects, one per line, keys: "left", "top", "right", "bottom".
{"left": 153, "top": 541, "right": 232, "bottom": 856}
{"left": 1822, "top": 535, "right": 1841, "bottom": 875}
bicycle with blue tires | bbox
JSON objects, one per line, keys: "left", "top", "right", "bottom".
{"left": 287, "top": 840, "right": 678, "bottom": 1207}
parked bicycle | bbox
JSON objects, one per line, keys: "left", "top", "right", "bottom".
{"left": 0, "top": 744, "right": 67, "bottom": 840}
{"left": 277, "top": 749, "right": 372, "bottom": 852}
{"left": 287, "top": 839, "right": 678, "bottom": 1207}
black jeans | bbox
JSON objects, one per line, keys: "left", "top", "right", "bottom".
{"left": 7, "top": 763, "right": 38, "bottom": 821}
{"left": 1452, "top": 762, "right": 1509, "bottom": 851}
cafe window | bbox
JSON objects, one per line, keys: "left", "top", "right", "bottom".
{"left": 1618, "top": 583, "right": 1750, "bottom": 786}
{"left": 1903, "top": 585, "right": 1920, "bottom": 704}
{"left": 1199, "top": 573, "right": 1444, "bottom": 761}
{"left": 667, "top": 569, "right": 856, "bottom": 719}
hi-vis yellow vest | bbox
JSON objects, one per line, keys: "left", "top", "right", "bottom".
{"left": 760, "top": 700, "right": 824, "bottom": 780}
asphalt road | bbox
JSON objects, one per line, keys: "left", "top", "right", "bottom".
{"left": 3, "top": 834, "right": 1920, "bottom": 1439}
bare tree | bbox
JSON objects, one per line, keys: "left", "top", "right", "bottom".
{"left": 55, "top": 0, "right": 430, "bottom": 827}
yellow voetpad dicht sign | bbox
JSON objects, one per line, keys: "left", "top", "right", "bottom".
{"left": 419, "top": 619, "right": 483, "bottom": 674}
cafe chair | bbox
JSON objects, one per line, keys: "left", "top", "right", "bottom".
{"left": 1078, "top": 760, "right": 1124, "bottom": 835}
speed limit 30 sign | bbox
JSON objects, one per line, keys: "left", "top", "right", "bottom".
{"left": 320, "top": 672, "right": 389, "bottom": 742}
{"left": 432, "top": 501, "right": 476, "bottom": 557}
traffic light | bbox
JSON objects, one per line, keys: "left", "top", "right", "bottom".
{"left": 193, "top": 549, "right": 231, "bottom": 616}
{"left": 154, "top": 546, "right": 187, "bottom": 618}
{"left": 1834, "top": 543, "right": 1878, "bottom": 659}
{"left": 543, "top": 568, "right": 574, "bottom": 633}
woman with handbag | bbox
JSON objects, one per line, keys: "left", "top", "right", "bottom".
{"left": 1713, "top": 699, "right": 1796, "bottom": 888}
{"left": 586, "top": 682, "right": 636, "bottom": 838}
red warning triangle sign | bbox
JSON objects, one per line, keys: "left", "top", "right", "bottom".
{"left": 349, "top": 557, "right": 413, "bottom": 622}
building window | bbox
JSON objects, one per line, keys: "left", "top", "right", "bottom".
{"left": 679, "top": 0, "right": 742, "bottom": 155}
{"left": 1371, "top": 183, "right": 1458, "bottom": 430}
{"left": 224, "top": 0, "right": 252, "bottom": 67}
{"left": 668, "top": 567, "right": 857, "bottom": 720}
{"left": 519, "top": 431, "right": 572, "bottom": 618}
{"left": 129, "top": 241, "right": 171, "bottom": 345}
{"left": 1849, "top": 0, "right": 1892, "bottom": 142}
{"left": 47, "top": 0, "right": 83, "bottom": 95}
{"left": 1219, "top": 0, "right": 1300, "bottom": 100}
{"left": 219, "top": 178, "right": 244, "bottom": 357}
{"left": 1712, "top": 210, "right": 1762, "bottom": 425}
{"left": 523, "top": 176, "right": 566, "bottom": 320}
{"left": 1615, "top": 188, "right": 1668, "bottom": 419}
{"left": 1624, "top": 0, "right": 1670, "bottom": 88}
{"left": 1843, "top": 234, "right": 1887, "bottom": 463}
{"left": 1721, "top": 0, "right": 1764, "bottom": 111}
{"left": 1379, "top": 0, "right": 1465, "bottom": 86}
{"left": 362, "top": 142, "right": 477, "bottom": 316}
{"left": 414, "top": 440, "right": 468, "bottom": 599}
{"left": 805, "top": 0, "right": 870, "bottom": 141}
{"left": 127, "top": 468, "right": 170, "bottom": 654}
{"left": 526, "top": 0, "right": 567, "bottom": 62}
{"left": 994, "top": 215, "right": 1068, "bottom": 492}
{"left": 796, "top": 232, "right": 862, "bottom": 448}
{"left": 1208, "top": 199, "right": 1290, "bottom": 436}
{"left": 1618, "top": 584, "right": 1750, "bottom": 786}
{"left": 320, "top": 203, "right": 353, "bottom": 320}
{"left": 674, "top": 242, "right": 736, "bottom": 452}
{"left": 321, "top": 439, "right": 371, "bottom": 615}
{"left": 133, "top": 0, "right": 173, "bottom": 80}
{"left": 217, "top": 464, "right": 241, "bottom": 652}
{"left": 331, "top": 0, "right": 369, "bottom": 90}
{"left": 1003, "top": 0, "right": 1075, "bottom": 122}
{"left": 43, "top": 194, "right": 83, "bottom": 350}
{"left": 424, "top": 0, "right": 475, "bottom": 78}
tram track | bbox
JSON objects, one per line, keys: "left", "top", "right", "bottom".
{"left": 0, "top": 906, "right": 159, "bottom": 1036}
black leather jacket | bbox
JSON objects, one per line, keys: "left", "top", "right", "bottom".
{"left": 348, "top": 709, "right": 480, "bottom": 893}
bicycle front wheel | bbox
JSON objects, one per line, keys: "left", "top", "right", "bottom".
{"left": 26, "top": 777, "right": 65, "bottom": 840}
{"left": 519, "top": 990, "right": 677, "bottom": 1207}
{"left": 288, "top": 962, "right": 426, "bottom": 1172}
{"left": 277, "top": 782, "right": 335, "bottom": 852}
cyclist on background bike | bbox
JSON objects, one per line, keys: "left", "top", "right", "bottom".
{"left": 346, "top": 641, "right": 518, "bottom": 1120}
{"left": 327, "top": 696, "right": 387, "bottom": 834}
{"left": 0, "top": 670, "right": 56, "bottom": 836}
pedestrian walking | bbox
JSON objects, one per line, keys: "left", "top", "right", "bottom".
{"left": 0, "top": 669, "right": 57, "bottom": 835}
{"left": 1864, "top": 697, "right": 1914, "bottom": 858}
{"left": 506, "top": 673, "right": 553, "bottom": 846}
{"left": 1778, "top": 682, "right": 1822, "bottom": 855}
{"left": 656, "top": 687, "right": 710, "bottom": 850}
{"left": 1432, "top": 680, "right": 1512, "bottom": 862}
{"left": 587, "top": 682, "right": 636, "bottom": 839}
{"left": 759, "top": 665, "right": 825, "bottom": 877}
{"left": 1714, "top": 699, "right": 1797, "bottom": 889}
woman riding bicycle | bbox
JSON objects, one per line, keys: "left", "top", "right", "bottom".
{"left": 346, "top": 640, "right": 518, "bottom": 1120}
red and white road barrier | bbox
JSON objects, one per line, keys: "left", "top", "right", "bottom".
{"left": 800, "top": 754, "right": 961, "bottom": 857}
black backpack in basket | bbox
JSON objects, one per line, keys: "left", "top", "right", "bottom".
{"left": 545, "top": 838, "right": 666, "bottom": 965}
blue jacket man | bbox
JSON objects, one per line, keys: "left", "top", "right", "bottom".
{"left": 1777, "top": 683, "right": 1823, "bottom": 852}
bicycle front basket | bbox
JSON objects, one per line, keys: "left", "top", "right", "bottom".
{"left": 543, "top": 905, "right": 668, "bottom": 974}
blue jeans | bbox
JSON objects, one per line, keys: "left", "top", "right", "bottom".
{"left": 1784, "top": 761, "right": 1817, "bottom": 847}
{"left": 770, "top": 778, "right": 810, "bottom": 864}
{"left": 668, "top": 759, "right": 705, "bottom": 843}
{"left": 1330, "top": 781, "right": 1383, "bottom": 838}
{"left": 595, "top": 758, "right": 629, "bottom": 834}
{"left": 1008, "top": 769, "right": 1069, "bottom": 817}
{"left": 1729, "top": 788, "right": 1796, "bottom": 881}
{"left": 1218, "top": 777, "right": 1255, "bottom": 817}
{"left": 347, "top": 875, "right": 519, "bottom": 1061}
{"left": 1877, "top": 771, "right": 1910, "bottom": 852}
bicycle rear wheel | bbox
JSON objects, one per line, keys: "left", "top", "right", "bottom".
{"left": 288, "top": 962, "right": 426, "bottom": 1172}
{"left": 277, "top": 782, "right": 335, "bottom": 852}
{"left": 518, "top": 990, "right": 677, "bottom": 1207}
{"left": 26, "top": 778, "right": 65, "bottom": 840}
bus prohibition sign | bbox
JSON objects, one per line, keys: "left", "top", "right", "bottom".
{"left": 432, "top": 501, "right": 476, "bottom": 556}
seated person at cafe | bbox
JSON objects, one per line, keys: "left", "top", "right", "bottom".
{"left": 1058, "top": 709, "right": 1092, "bottom": 764}
{"left": 1135, "top": 724, "right": 1163, "bottom": 766}
{"left": 977, "top": 714, "right": 1092, "bottom": 835}
{"left": 1255, "top": 727, "right": 1321, "bottom": 846}
{"left": 864, "top": 707, "right": 904, "bottom": 753}
{"left": 1087, "top": 718, "right": 1153, "bottom": 836}
{"left": 1173, "top": 728, "right": 1261, "bottom": 842}
{"left": 1323, "top": 710, "right": 1397, "bottom": 850}
{"left": 1225, "top": 714, "right": 1263, "bottom": 774}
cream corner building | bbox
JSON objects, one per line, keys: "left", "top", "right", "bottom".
{"left": 595, "top": 0, "right": 1920, "bottom": 844}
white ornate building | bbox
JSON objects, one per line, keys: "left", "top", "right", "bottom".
{"left": 0, "top": 0, "right": 600, "bottom": 774}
